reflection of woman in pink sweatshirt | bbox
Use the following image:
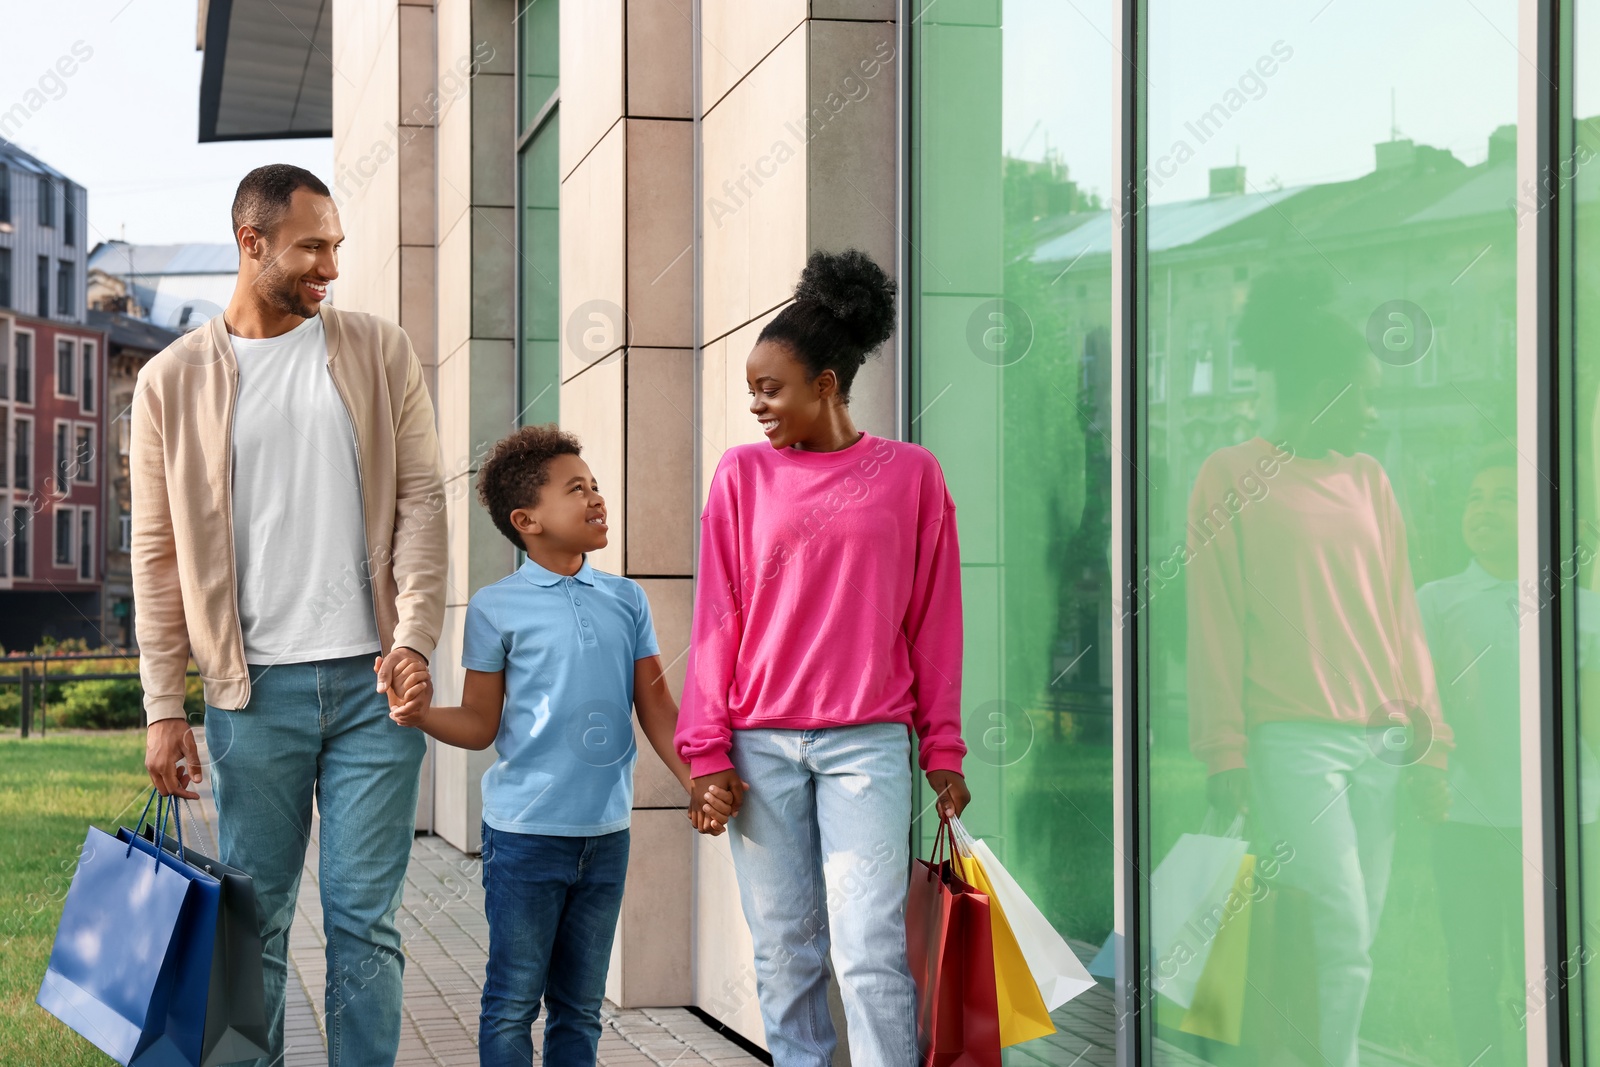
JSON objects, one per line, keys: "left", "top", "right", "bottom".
{"left": 1184, "top": 273, "right": 1448, "bottom": 1067}
{"left": 675, "top": 250, "right": 967, "bottom": 1067}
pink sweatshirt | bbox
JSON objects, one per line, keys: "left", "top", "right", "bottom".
{"left": 675, "top": 432, "right": 967, "bottom": 778}
{"left": 1185, "top": 437, "right": 1451, "bottom": 774}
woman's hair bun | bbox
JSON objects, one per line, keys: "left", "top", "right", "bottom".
{"left": 793, "top": 248, "right": 897, "bottom": 355}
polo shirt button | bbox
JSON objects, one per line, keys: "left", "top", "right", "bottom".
{"left": 581, "top": 619, "right": 590, "bottom": 627}
{"left": 573, "top": 598, "right": 581, "bottom": 605}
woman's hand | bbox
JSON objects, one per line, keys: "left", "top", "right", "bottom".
{"left": 688, "top": 771, "right": 750, "bottom": 835}
{"left": 925, "top": 770, "right": 970, "bottom": 819}
{"left": 1206, "top": 768, "right": 1250, "bottom": 818}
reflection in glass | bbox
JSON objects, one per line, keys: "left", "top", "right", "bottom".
{"left": 1145, "top": 3, "right": 1521, "bottom": 1064}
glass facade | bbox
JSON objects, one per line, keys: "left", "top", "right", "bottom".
{"left": 903, "top": 1, "right": 1598, "bottom": 1065}
{"left": 516, "top": 0, "right": 559, "bottom": 427}
{"left": 910, "top": 0, "right": 1117, "bottom": 1061}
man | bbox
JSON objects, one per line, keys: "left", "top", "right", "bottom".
{"left": 134, "top": 164, "right": 446, "bottom": 1067}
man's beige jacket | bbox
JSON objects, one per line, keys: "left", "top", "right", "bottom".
{"left": 131, "top": 307, "right": 447, "bottom": 724}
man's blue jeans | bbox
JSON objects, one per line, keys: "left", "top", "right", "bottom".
{"left": 726, "top": 723, "right": 918, "bottom": 1067}
{"left": 206, "top": 654, "right": 426, "bottom": 1067}
{"left": 478, "top": 823, "right": 629, "bottom": 1066}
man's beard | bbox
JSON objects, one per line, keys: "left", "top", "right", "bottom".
{"left": 257, "top": 255, "right": 320, "bottom": 319}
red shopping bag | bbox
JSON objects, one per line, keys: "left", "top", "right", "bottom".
{"left": 907, "top": 817, "right": 1002, "bottom": 1067}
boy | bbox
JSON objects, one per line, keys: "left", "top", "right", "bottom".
{"left": 382, "top": 424, "right": 734, "bottom": 1066}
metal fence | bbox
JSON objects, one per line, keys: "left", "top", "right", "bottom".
{"left": 1, "top": 651, "right": 197, "bottom": 737}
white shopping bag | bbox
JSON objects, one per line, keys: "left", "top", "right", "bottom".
{"left": 1147, "top": 814, "right": 1248, "bottom": 1010}
{"left": 950, "top": 817, "right": 1096, "bottom": 1011}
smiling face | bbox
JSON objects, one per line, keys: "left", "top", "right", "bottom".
{"left": 510, "top": 453, "right": 608, "bottom": 554}
{"left": 240, "top": 186, "right": 341, "bottom": 318}
{"left": 746, "top": 339, "right": 837, "bottom": 449}
{"left": 1463, "top": 464, "right": 1516, "bottom": 572}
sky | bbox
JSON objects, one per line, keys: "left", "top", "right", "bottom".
{"left": 1, "top": 1, "right": 333, "bottom": 248}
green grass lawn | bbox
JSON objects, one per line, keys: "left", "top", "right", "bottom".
{"left": 0, "top": 731, "right": 149, "bottom": 1066}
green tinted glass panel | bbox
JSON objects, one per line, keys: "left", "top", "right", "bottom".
{"left": 1570, "top": 3, "right": 1600, "bottom": 1061}
{"left": 912, "top": 1, "right": 1116, "bottom": 1060}
{"left": 519, "top": 112, "right": 559, "bottom": 426}
{"left": 519, "top": 0, "right": 558, "bottom": 128}
{"left": 1142, "top": 5, "right": 1521, "bottom": 1064}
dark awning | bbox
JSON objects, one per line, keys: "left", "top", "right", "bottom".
{"left": 198, "top": 0, "right": 332, "bottom": 142}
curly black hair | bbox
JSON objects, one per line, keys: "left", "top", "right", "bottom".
{"left": 757, "top": 248, "right": 896, "bottom": 403}
{"left": 477, "top": 424, "right": 583, "bottom": 550}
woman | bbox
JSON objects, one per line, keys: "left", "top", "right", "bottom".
{"left": 676, "top": 249, "right": 969, "bottom": 1067}
{"left": 1185, "top": 271, "right": 1449, "bottom": 1067}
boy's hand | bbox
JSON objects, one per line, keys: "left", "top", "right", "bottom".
{"left": 375, "top": 654, "right": 433, "bottom": 727}
{"left": 926, "top": 770, "right": 970, "bottom": 819}
{"left": 689, "top": 807, "right": 728, "bottom": 837}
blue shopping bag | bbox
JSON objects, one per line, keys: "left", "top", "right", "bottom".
{"left": 38, "top": 793, "right": 221, "bottom": 1067}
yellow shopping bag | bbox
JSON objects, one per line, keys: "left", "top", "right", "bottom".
{"left": 1155, "top": 853, "right": 1255, "bottom": 1046}
{"left": 951, "top": 847, "right": 1056, "bottom": 1047}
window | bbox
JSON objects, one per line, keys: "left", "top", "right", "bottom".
{"left": 115, "top": 409, "right": 130, "bottom": 458}
{"left": 37, "top": 176, "right": 53, "bottom": 228}
{"left": 118, "top": 510, "right": 130, "bottom": 552}
{"left": 35, "top": 256, "right": 47, "bottom": 318}
{"left": 13, "top": 416, "right": 29, "bottom": 490}
{"left": 0, "top": 247, "right": 10, "bottom": 310}
{"left": 79, "top": 340, "right": 94, "bottom": 412}
{"left": 74, "top": 425, "right": 92, "bottom": 483}
{"left": 53, "top": 506, "right": 72, "bottom": 567}
{"left": 11, "top": 507, "right": 28, "bottom": 578}
{"left": 56, "top": 260, "right": 71, "bottom": 317}
{"left": 54, "top": 421, "right": 68, "bottom": 492}
{"left": 910, "top": 10, "right": 1115, "bottom": 1063}
{"left": 55, "top": 338, "right": 75, "bottom": 398}
{"left": 62, "top": 186, "right": 75, "bottom": 247}
{"left": 77, "top": 506, "right": 92, "bottom": 580}
{"left": 1140, "top": 6, "right": 1522, "bottom": 1064}
{"left": 516, "top": 0, "right": 560, "bottom": 428}
{"left": 14, "top": 330, "right": 31, "bottom": 404}
{"left": 0, "top": 165, "right": 9, "bottom": 223}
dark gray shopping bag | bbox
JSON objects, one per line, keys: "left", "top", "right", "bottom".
{"left": 140, "top": 821, "right": 268, "bottom": 1066}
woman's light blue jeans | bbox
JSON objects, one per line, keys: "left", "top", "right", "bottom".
{"left": 206, "top": 654, "right": 426, "bottom": 1067}
{"left": 726, "top": 722, "right": 918, "bottom": 1067}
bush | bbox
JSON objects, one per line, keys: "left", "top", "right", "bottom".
{"left": 0, "top": 640, "right": 206, "bottom": 731}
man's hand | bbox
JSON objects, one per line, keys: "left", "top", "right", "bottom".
{"left": 1207, "top": 768, "right": 1250, "bottom": 819}
{"left": 1408, "top": 765, "right": 1450, "bottom": 823}
{"left": 146, "top": 718, "right": 203, "bottom": 799}
{"left": 689, "top": 771, "right": 749, "bottom": 835}
{"left": 926, "top": 770, "right": 970, "bottom": 819}
{"left": 375, "top": 648, "right": 431, "bottom": 720}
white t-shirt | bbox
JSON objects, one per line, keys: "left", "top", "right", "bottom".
{"left": 229, "top": 314, "right": 381, "bottom": 665}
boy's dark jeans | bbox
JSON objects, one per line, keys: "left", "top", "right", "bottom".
{"left": 478, "top": 823, "right": 630, "bottom": 1066}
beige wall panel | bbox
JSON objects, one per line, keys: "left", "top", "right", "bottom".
{"left": 560, "top": 122, "right": 629, "bottom": 381}
{"left": 626, "top": 348, "right": 695, "bottom": 575}
{"left": 626, "top": 0, "right": 694, "bottom": 119}
{"left": 700, "top": 0, "right": 807, "bottom": 115}
{"left": 625, "top": 120, "right": 694, "bottom": 349}
{"left": 560, "top": 0, "right": 626, "bottom": 179}
{"left": 560, "top": 356, "right": 626, "bottom": 574}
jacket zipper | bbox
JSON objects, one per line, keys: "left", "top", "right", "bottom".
{"left": 224, "top": 363, "right": 249, "bottom": 682}
{"left": 326, "top": 362, "right": 381, "bottom": 645}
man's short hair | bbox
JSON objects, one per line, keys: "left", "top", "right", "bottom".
{"left": 231, "top": 164, "right": 331, "bottom": 244}
{"left": 477, "top": 424, "right": 584, "bottom": 550}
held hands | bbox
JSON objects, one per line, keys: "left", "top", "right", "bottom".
{"left": 1207, "top": 768, "right": 1251, "bottom": 818}
{"left": 374, "top": 650, "right": 433, "bottom": 727}
{"left": 925, "top": 770, "right": 971, "bottom": 819}
{"left": 687, "top": 771, "right": 749, "bottom": 837}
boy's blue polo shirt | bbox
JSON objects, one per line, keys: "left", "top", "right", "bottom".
{"left": 462, "top": 555, "right": 659, "bottom": 836}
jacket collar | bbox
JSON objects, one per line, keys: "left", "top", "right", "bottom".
{"left": 520, "top": 555, "right": 597, "bottom": 587}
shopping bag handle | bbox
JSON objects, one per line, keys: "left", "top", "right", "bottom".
{"left": 126, "top": 788, "right": 186, "bottom": 865}
{"left": 923, "top": 813, "right": 952, "bottom": 881}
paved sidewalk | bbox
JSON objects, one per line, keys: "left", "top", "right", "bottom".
{"left": 186, "top": 759, "right": 764, "bottom": 1067}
